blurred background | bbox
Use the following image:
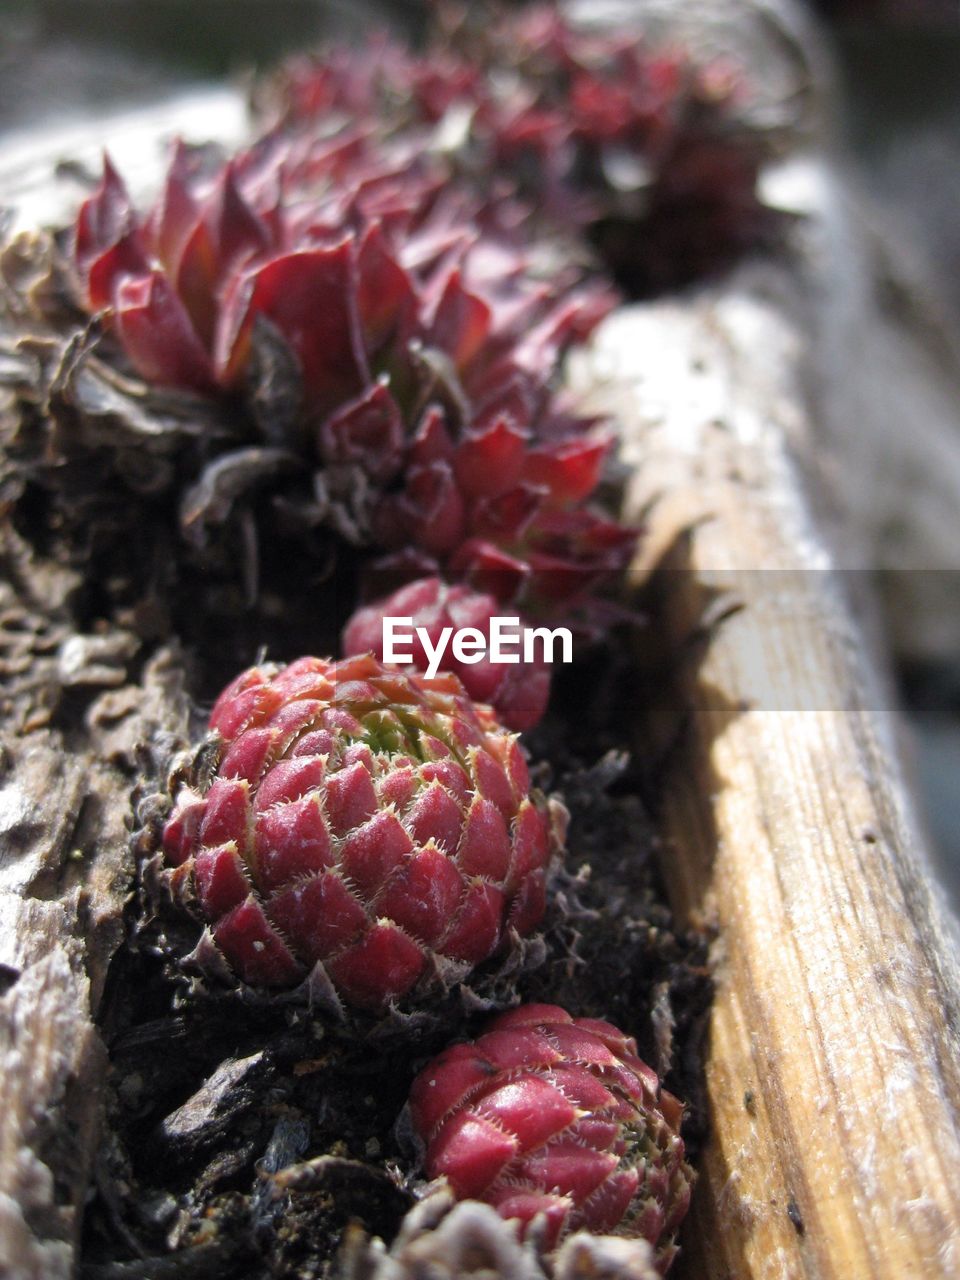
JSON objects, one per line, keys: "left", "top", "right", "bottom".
{"left": 0, "top": 0, "right": 958, "bottom": 902}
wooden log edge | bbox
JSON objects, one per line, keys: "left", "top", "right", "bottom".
{"left": 572, "top": 273, "right": 960, "bottom": 1279}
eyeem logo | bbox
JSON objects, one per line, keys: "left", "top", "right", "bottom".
{"left": 383, "top": 616, "right": 573, "bottom": 680}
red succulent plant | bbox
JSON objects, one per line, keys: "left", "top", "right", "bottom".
{"left": 342, "top": 576, "right": 552, "bottom": 732}
{"left": 160, "top": 654, "right": 563, "bottom": 1010}
{"left": 408, "top": 1002, "right": 694, "bottom": 1268}
{"left": 269, "top": 31, "right": 482, "bottom": 129}
{"left": 472, "top": 6, "right": 772, "bottom": 290}
{"left": 72, "top": 133, "right": 634, "bottom": 613}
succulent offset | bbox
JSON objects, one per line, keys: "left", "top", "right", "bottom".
{"left": 342, "top": 576, "right": 552, "bottom": 732}
{"left": 408, "top": 1003, "right": 693, "bottom": 1268}
{"left": 161, "top": 655, "right": 561, "bottom": 1009}
{"left": 68, "top": 133, "right": 634, "bottom": 614}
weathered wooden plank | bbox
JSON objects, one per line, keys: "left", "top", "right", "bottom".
{"left": 0, "top": 85, "right": 246, "bottom": 1276}
{"left": 0, "top": 89, "right": 249, "bottom": 236}
{"left": 0, "top": 528, "right": 189, "bottom": 1278}
{"left": 573, "top": 278, "right": 960, "bottom": 1278}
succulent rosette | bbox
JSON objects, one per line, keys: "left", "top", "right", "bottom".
{"left": 65, "top": 130, "right": 633, "bottom": 614}
{"left": 472, "top": 6, "right": 774, "bottom": 291}
{"left": 159, "top": 654, "right": 564, "bottom": 1011}
{"left": 342, "top": 576, "right": 552, "bottom": 732}
{"left": 407, "top": 1003, "right": 694, "bottom": 1269}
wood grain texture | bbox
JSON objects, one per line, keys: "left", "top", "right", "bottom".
{"left": 573, "top": 280, "right": 960, "bottom": 1279}
{"left": 0, "top": 90, "right": 242, "bottom": 1276}
{"left": 0, "top": 527, "right": 189, "bottom": 1279}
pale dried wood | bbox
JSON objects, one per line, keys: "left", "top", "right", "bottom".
{"left": 572, "top": 275, "right": 960, "bottom": 1278}
{"left": 0, "top": 89, "right": 249, "bottom": 237}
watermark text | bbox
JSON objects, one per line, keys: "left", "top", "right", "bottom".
{"left": 383, "top": 616, "right": 573, "bottom": 679}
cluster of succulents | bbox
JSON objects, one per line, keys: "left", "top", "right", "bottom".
{"left": 156, "top": 650, "right": 694, "bottom": 1265}
{"left": 0, "top": 2, "right": 775, "bottom": 645}
{"left": 263, "top": 2, "right": 776, "bottom": 291}
{"left": 0, "top": 2, "right": 762, "bottom": 1270}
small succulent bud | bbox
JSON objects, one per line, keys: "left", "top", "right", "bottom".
{"left": 342, "top": 577, "right": 552, "bottom": 732}
{"left": 408, "top": 1003, "right": 693, "bottom": 1267}
{"left": 160, "top": 655, "right": 563, "bottom": 1010}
